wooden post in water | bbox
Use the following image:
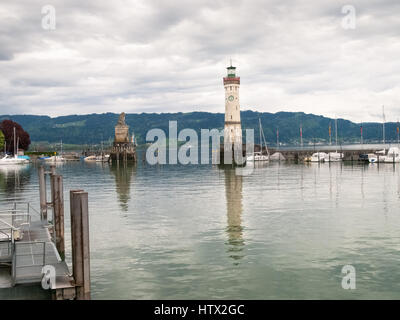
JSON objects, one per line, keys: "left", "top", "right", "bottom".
{"left": 50, "top": 165, "right": 56, "bottom": 228}
{"left": 50, "top": 164, "right": 56, "bottom": 206}
{"left": 53, "top": 175, "right": 65, "bottom": 260}
{"left": 70, "top": 190, "right": 91, "bottom": 300}
{"left": 38, "top": 166, "right": 47, "bottom": 220}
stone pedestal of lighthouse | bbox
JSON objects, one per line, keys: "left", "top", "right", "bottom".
{"left": 110, "top": 112, "right": 137, "bottom": 163}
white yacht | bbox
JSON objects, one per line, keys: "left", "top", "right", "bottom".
{"left": 310, "top": 152, "right": 327, "bottom": 162}
{"left": 246, "top": 152, "right": 269, "bottom": 162}
{"left": 83, "top": 155, "right": 97, "bottom": 162}
{"left": 367, "top": 154, "right": 379, "bottom": 163}
{"left": 84, "top": 154, "right": 110, "bottom": 162}
{"left": 0, "top": 127, "right": 29, "bottom": 165}
{"left": 44, "top": 140, "right": 66, "bottom": 162}
{"left": 45, "top": 155, "right": 66, "bottom": 162}
{"left": 95, "top": 154, "right": 110, "bottom": 162}
{"left": 0, "top": 154, "right": 29, "bottom": 165}
{"left": 384, "top": 147, "right": 400, "bottom": 163}
{"left": 326, "top": 152, "right": 344, "bottom": 162}
{"left": 325, "top": 118, "right": 343, "bottom": 162}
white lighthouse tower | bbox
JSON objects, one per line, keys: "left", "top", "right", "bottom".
{"left": 224, "top": 63, "right": 242, "bottom": 148}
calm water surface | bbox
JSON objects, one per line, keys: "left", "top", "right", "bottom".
{"left": 1, "top": 151, "right": 400, "bottom": 299}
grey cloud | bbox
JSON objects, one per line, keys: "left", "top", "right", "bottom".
{"left": 0, "top": 0, "right": 399, "bottom": 122}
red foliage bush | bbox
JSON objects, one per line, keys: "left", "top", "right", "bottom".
{"left": 0, "top": 119, "right": 31, "bottom": 152}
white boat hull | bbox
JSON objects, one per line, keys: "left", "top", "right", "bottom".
{"left": 44, "top": 156, "right": 66, "bottom": 162}
{"left": 325, "top": 152, "right": 344, "bottom": 162}
{"left": 246, "top": 154, "right": 269, "bottom": 162}
{"left": 310, "top": 152, "right": 327, "bottom": 162}
{"left": 0, "top": 155, "right": 29, "bottom": 165}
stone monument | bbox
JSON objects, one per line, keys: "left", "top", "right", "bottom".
{"left": 110, "top": 112, "right": 137, "bottom": 163}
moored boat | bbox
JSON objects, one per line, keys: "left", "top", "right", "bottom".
{"left": 310, "top": 152, "right": 327, "bottom": 162}
{"left": 44, "top": 155, "right": 66, "bottom": 162}
{"left": 325, "top": 152, "right": 344, "bottom": 162}
{"left": 383, "top": 147, "right": 400, "bottom": 163}
{"left": 246, "top": 152, "right": 268, "bottom": 162}
{"left": 246, "top": 118, "right": 269, "bottom": 162}
{"left": 0, "top": 154, "right": 29, "bottom": 165}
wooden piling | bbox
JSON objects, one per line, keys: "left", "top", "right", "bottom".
{"left": 70, "top": 190, "right": 91, "bottom": 300}
{"left": 38, "top": 166, "right": 47, "bottom": 221}
{"left": 53, "top": 175, "right": 65, "bottom": 260}
{"left": 50, "top": 165, "right": 56, "bottom": 212}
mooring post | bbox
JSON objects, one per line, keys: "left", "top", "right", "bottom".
{"left": 70, "top": 190, "right": 91, "bottom": 300}
{"left": 50, "top": 164, "right": 56, "bottom": 206}
{"left": 53, "top": 175, "right": 65, "bottom": 260}
{"left": 38, "top": 166, "right": 47, "bottom": 221}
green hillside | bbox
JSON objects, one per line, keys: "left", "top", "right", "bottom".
{"left": 0, "top": 111, "right": 397, "bottom": 147}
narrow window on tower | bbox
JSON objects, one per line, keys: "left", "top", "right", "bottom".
{"left": 231, "top": 115, "right": 232, "bottom": 119}
{"left": 230, "top": 86, "right": 232, "bottom": 91}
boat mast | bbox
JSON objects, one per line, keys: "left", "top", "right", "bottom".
{"left": 261, "top": 123, "right": 270, "bottom": 157}
{"left": 13, "top": 127, "right": 16, "bottom": 157}
{"left": 276, "top": 128, "right": 279, "bottom": 151}
{"left": 300, "top": 124, "right": 303, "bottom": 148}
{"left": 259, "top": 118, "right": 262, "bottom": 154}
{"left": 382, "top": 105, "right": 386, "bottom": 145}
{"left": 335, "top": 117, "right": 338, "bottom": 152}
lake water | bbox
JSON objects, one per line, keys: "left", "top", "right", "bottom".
{"left": 1, "top": 150, "right": 400, "bottom": 299}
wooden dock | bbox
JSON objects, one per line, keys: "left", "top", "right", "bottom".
{"left": 0, "top": 166, "right": 91, "bottom": 300}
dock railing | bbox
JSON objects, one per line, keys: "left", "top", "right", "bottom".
{"left": 0, "top": 201, "right": 45, "bottom": 266}
{"left": 0, "top": 227, "right": 13, "bottom": 260}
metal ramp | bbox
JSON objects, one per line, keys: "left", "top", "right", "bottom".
{"left": 0, "top": 203, "right": 74, "bottom": 290}
{"left": 12, "top": 221, "right": 73, "bottom": 287}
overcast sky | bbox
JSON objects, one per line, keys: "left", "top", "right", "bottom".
{"left": 0, "top": 0, "right": 399, "bottom": 122}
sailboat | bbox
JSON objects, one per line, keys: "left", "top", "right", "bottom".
{"left": 368, "top": 107, "right": 388, "bottom": 163}
{"left": 95, "top": 140, "right": 110, "bottom": 162}
{"left": 0, "top": 128, "right": 29, "bottom": 165}
{"left": 246, "top": 119, "right": 269, "bottom": 162}
{"left": 326, "top": 117, "right": 343, "bottom": 162}
{"left": 310, "top": 152, "right": 328, "bottom": 162}
{"left": 44, "top": 140, "right": 66, "bottom": 162}
{"left": 383, "top": 147, "right": 400, "bottom": 163}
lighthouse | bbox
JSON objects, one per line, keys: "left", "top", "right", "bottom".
{"left": 223, "top": 63, "right": 242, "bottom": 148}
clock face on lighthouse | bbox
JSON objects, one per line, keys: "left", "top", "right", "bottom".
{"left": 228, "top": 95, "right": 234, "bottom": 101}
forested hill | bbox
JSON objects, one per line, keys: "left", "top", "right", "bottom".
{"left": 0, "top": 111, "right": 397, "bottom": 146}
